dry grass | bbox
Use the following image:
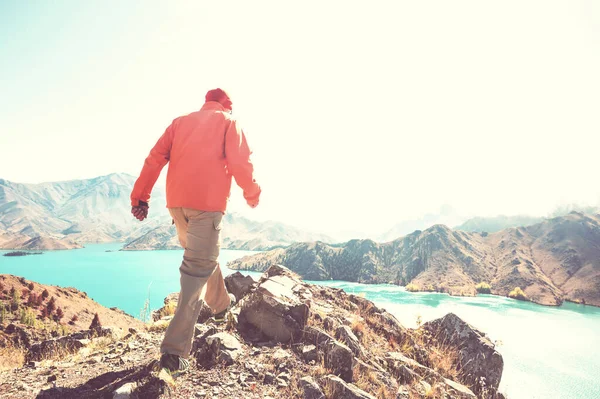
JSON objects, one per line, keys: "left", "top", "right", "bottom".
{"left": 157, "top": 301, "right": 177, "bottom": 318}
{"left": 350, "top": 317, "right": 365, "bottom": 339}
{"left": 148, "top": 319, "right": 170, "bottom": 332}
{"left": 0, "top": 345, "right": 25, "bottom": 371}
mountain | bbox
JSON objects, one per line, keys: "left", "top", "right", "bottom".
{"left": 378, "top": 205, "right": 466, "bottom": 242}
{"left": 0, "top": 235, "right": 82, "bottom": 250}
{"left": 229, "top": 212, "right": 600, "bottom": 307}
{"left": 122, "top": 212, "right": 335, "bottom": 251}
{"left": 0, "top": 269, "right": 504, "bottom": 399}
{"left": 455, "top": 215, "right": 545, "bottom": 233}
{"left": 0, "top": 173, "right": 167, "bottom": 245}
{"left": 0, "top": 174, "right": 333, "bottom": 251}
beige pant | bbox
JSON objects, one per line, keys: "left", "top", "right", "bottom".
{"left": 160, "top": 208, "right": 231, "bottom": 358}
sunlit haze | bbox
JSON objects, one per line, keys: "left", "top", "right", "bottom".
{"left": 1, "top": 1, "right": 599, "bottom": 239}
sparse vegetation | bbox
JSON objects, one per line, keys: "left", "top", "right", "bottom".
{"left": 69, "top": 314, "right": 79, "bottom": 325}
{"left": 0, "top": 346, "right": 25, "bottom": 371}
{"left": 476, "top": 282, "right": 492, "bottom": 294}
{"left": 405, "top": 283, "right": 420, "bottom": 292}
{"left": 19, "top": 307, "right": 36, "bottom": 326}
{"left": 508, "top": 287, "right": 527, "bottom": 301}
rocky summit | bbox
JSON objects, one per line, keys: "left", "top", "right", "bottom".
{"left": 229, "top": 212, "right": 600, "bottom": 307}
{"left": 0, "top": 266, "right": 504, "bottom": 398}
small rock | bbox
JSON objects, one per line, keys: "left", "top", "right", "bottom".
{"left": 324, "top": 375, "right": 376, "bottom": 399}
{"left": 272, "top": 348, "right": 291, "bottom": 360}
{"left": 195, "top": 390, "right": 207, "bottom": 397}
{"left": 113, "top": 382, "right": 137, "bottom": 399}
{"left": 264, "top": 372, "right": 276, "bottom": 384}
{"left": 299, "top": 376, "right": 325, "bottom": 399}
{"left": 301, "top": 344, "right": 319, "bottom": 363}
{"left": 276, "top": 378, "right": 288, "bottom": 387}
{"left": 47, "top": 375, "right": 57, "bottom": 383}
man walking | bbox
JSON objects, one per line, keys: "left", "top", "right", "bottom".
{"left": 130, "top": 88, "right": 261, "bottom": 374}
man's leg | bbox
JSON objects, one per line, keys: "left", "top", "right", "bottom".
{"left": 160, "top": 209, "right": 226, "bottom": 358}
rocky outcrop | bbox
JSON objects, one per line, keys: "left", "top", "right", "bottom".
{"left": 422, "top": 313, "right": 503, "bottom": 398}
{"left": 0, "top": 266, "right": 505, "bottom": 399}
{"left": 229, "top": 212, "right": 600, "bottom": 307}
{"left": 237, "top": 265, "right": 311, "bottom": 343}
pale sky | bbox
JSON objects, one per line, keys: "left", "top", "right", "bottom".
{"left": 1, "top": 1, "right": 599, "bottom": 239}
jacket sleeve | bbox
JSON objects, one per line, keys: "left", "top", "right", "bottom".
{"left": 130, "top": 120, "right": 176, "bottom": 206}
{"left": 225, "top": 120, "right": 261, "bottom": 203}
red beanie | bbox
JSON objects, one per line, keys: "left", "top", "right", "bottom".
{"left": 205, "top": 88, "right": 232, "bottom": 109}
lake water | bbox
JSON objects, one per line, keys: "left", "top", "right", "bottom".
{"left": 1, "top": 243, "right": 599, "bottom": 399}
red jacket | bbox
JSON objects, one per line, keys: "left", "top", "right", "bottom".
{"left": 130, "top": 101, "right": 261, "bottom": 212}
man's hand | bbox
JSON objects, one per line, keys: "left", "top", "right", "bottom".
{"left": 131, "top": 201, "right": 149, "bottom": 221}
{"left": 247, "top": 199, "right": 259, "bottom": 209}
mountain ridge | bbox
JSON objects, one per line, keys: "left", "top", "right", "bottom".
{"left": 228, "top": 212, "right": 600, "bottom": 307}
{"left": 0, "top": 173, "right": 334, "bottom": 251}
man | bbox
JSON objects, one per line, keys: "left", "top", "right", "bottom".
{"left": 130, "top": 88, "right": 261, "bottom": 374}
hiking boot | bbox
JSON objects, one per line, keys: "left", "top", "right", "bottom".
{"left": 213, "top": 293, "right": 236, "bottom": 322}
{"left": 160, "top": 353, "right": 189, "bottom": 376}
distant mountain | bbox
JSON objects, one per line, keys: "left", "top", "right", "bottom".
{"left": 122, "top": 212, "right": 335, "bottom": 251}
{"left": 229, "top": 212, "right": 600, "bottom": 307}
{"left": 0, "top": 235, "right": 82, "bottom": 250}
{"left": 0, "top": 174, "right": 334, "bottom": 251}
{"left": 378, "top": 205, "right": 466, "bottom": 242}
{"left": 455, "top": 215, "right": 544, "bottom": 233}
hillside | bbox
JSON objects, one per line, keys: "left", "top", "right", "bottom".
{"left": 229, "top": 212, "right": 600, "bottom": 307}
{"left": 0, "top": 267, "right": 505, "bottom": 399}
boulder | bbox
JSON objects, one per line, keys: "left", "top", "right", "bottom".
{"left": 422, "top": 313, "right": 504, "bottom": 397}
{"left": 299, "top": 376, "right": 325, "bottom": 399}
{"left": 335, "top": 325, "right": 363, "bottom": 357}
{"left": 238, "top": 265, "right": 310, "bottom": 343}
{"left": 224, "top": 272, "right": 256, "bottom": 301}
{"left": 324, "top": 341, "right": 354, "bottom": 383}
{"left": 324, "top": 375, "right": 376, "bottom": 399}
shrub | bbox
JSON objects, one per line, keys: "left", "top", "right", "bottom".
{"left": 0, "top": 302, "right": 7, "bottom": 324}
{"left": 0, "top": 346, "right": 25, "bottom": 371}
{"left": 10, "top": 287, "right": 20, "bottom": 312}
{"left": 424, "top": 284, "right": 436, "bottom": 292}
{"left": 89, "top": 313, "right": 102, "bottom": 330}
{"left": 509, "top": 287, "right": 527, "bottom": 301}
{"left": 19, "top": 308, "right": 36, "bottom": 326}
{"left": 46, "top": 297, "right": 56, "bottom": 315}
{"left": 41, "top": 289, "right": 49, "bottom": 301}
{"left": 69, "top": 314, "right": 79, "bottom": 325}
{"left": 54, "top": 307, "right": 64, "bottom": 322}
{"left": 405, "top": 283, "right": 420, "bottom": 292}
{"left": 27, "top": 282, "right": 34, "bottom": 291}
{"left": 476, "top": 282, "right": 492, "bottom": 294}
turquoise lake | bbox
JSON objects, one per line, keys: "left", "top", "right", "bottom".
{"left": 1, "top": 243, "right": 599, "bottom": 399}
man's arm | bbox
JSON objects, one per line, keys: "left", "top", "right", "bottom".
{"left": 130, "top": 120, "right": 176, "bottom": 211}
{"left": 225, "top": 120, "right": 261, "bottom": 207}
